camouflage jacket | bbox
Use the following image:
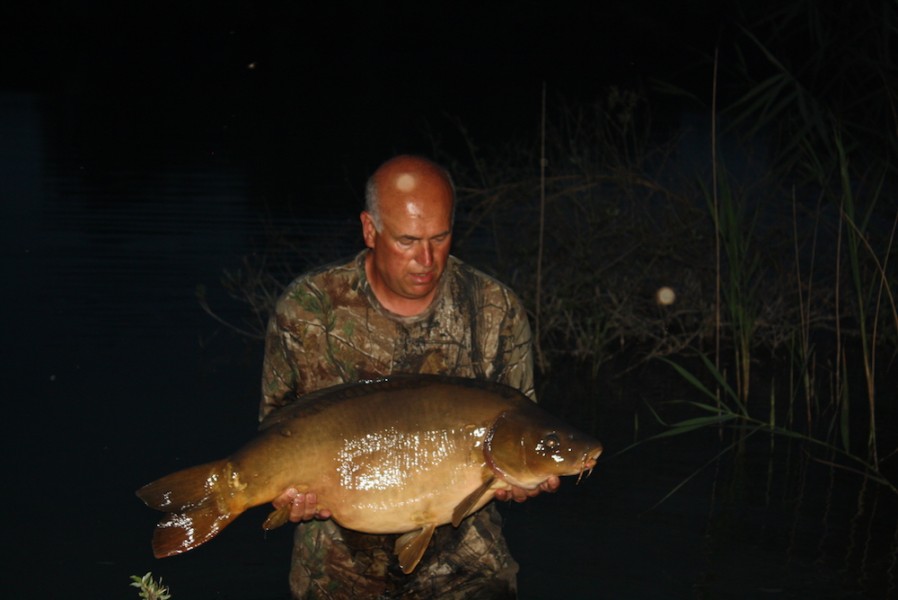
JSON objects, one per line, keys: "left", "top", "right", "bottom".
{"left": 260, "top": 250, "right": 535, "bottom": 420}
{"left": 259, "top": 250, "right": 535, "bottom": 599}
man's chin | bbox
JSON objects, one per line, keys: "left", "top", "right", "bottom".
{"left": 401, "top": 282, "right": 438, "bottom": 300}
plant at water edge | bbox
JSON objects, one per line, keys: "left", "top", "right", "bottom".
{"left": 701, "top": 159, "right": 762, "bottom": 411}
{"left": 130, "top": 572, "right": 172, "bottom": 600}
{"left": 722, "top": 2, "right": 898, "bottom": 475}
{"left": 832, "top": 134, "right": 897, "bottom": 470}
{"left": 653, "top": 354, "right": 898, "bottom": 498}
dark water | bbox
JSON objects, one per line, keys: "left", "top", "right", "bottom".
{"left": 4, "top": 92, "right": 897, "bottom": 599}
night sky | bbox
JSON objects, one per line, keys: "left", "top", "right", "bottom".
{"left": 2, "top": 1, "right": 758, "bottom": 194}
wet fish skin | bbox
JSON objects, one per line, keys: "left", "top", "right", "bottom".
{"left": 136, "top": 375, "right": 602, "bottom": 572}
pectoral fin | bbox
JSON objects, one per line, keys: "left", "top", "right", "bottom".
{"left": 394, "top": 523, "right": 437, "bottom": 574}
{"left": 451, "top": 475, "right": 495, "bottom": 527}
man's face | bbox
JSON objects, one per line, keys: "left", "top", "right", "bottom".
{"left": 361, "top": 167, "right": 453, "bottom": 315}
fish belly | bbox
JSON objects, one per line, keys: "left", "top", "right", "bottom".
{"left": 329, "top": 458, "right": 492, "bottom": 533}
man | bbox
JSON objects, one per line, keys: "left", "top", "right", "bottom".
{"left": 260, "top": 155, "right": 558, "bottom": 599}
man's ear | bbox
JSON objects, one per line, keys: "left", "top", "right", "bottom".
{"left": 360, "top": 211, "right": 377, "bottom": 249}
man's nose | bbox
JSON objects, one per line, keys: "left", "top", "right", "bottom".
{"left": 416, "top": 242, "right": 433, "bottom": 267}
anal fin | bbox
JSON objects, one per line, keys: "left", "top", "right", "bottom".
{"left": 262, "top": 504, "right": 292, "bottom": 530}
{"left": 394, "top": 523, "right": 437, "bottom": 574}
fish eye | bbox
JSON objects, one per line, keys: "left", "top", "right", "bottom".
{"left": 543, "top": 433, "right": 560, "bottom": 450}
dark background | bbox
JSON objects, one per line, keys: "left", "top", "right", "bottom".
{"left": 2, "top": 0, "right": 749, "bottom": 190}
{"left": 6, "top": 2, "right": 891, "bottom": 599}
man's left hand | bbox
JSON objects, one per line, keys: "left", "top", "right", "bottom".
{"left": 494, "top": 475, "right": 560, "bottom": 502}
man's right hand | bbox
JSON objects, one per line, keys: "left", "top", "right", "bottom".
{"left": 272, "top": 487, "right": 333, "bottom": 523}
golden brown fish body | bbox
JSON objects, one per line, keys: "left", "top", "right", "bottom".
{"left": 137, "top": 375, "right": 602, "bottom": 572}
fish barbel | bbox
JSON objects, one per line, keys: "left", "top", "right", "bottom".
{"left": 136, "top": 375, "right": 602, "bottom": 573}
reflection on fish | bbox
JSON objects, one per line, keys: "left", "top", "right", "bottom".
{"left": 136, "top": 375, "right": 602, "bottom": 573}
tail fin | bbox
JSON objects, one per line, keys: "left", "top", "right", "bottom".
{"left": 136, "top": 460, "right": 241, "bottom": 558}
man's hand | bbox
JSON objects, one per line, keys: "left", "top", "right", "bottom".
{"left": 494, "top": 475, "right": 560, "bottom": 503}
{"left": 272, "top": 488, "right": 333, "bottom": 523}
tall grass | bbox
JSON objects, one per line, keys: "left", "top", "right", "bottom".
{"left": 647, "top": 0, "right": 898, "bottom": 494}
{"left": 701, "top": 162, "right": 761, "bottom": 409}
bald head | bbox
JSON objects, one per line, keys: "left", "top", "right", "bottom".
{"left": 360, "top": 155, "right": 456, "bottom": 316}
{"left": 365, "top": 155, "right": 456, "bottom": 231}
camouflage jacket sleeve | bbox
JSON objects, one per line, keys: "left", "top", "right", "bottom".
{"left": 482, "top": 281, "right": 535, "bottom": 401}
{"left": 259, "top": 282, "right": 311, "bottom": 421}
{"left": 259, "top": 264, "right": 358, "bottom": 421}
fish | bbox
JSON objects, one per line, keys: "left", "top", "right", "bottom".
{"left": 136, "top": 374, "right": 602, "bottom": 573}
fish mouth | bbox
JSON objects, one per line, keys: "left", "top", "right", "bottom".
{"left": 575, "top": 445, "right": 603, "bottom": 485}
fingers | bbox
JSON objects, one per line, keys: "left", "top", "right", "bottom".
{"left": 541, "top": 476, "right": 561, "bottom": 493}
{"left": 272, "top": 487, "right": 298, "bottom": 509}
{"left": 273, "top": 488, "right": 332, "bottom": 522}
{"left": 495, "top": 477, "right": 561, "bottom": 503}
{"left": 290, "top": 492, "right": 319, "bottom": 522}
{"left": 495, "top": 486, "right": 538, "bottom": 503}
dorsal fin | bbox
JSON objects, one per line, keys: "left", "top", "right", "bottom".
{"left": 259, "top": 374, "right": 529, "bottom": 430}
